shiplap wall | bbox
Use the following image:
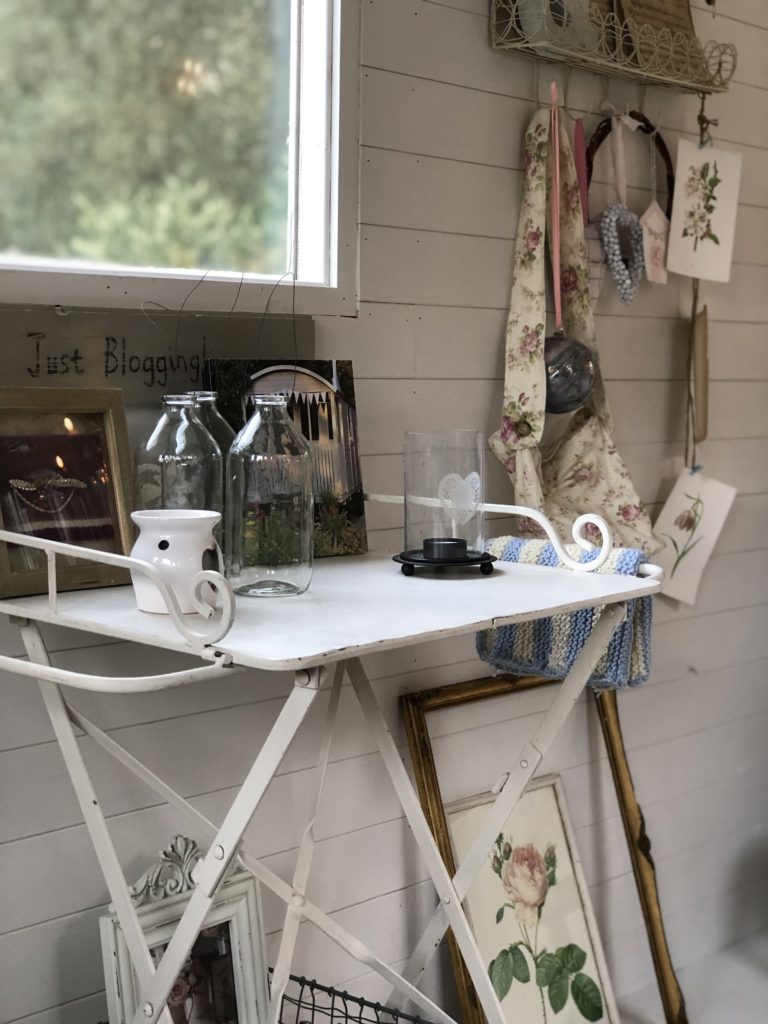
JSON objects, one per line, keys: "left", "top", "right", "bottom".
{"left": 1, "top": 1, "right": 767, "bottom": 1021}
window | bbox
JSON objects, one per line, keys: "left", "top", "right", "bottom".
{"left": 0, "top": 0, "right": 359, "bottom": 314}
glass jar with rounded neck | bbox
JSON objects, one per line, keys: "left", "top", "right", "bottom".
{"left": 187, "top": 391, "right": 236, "bottom": 454}
{"left": 134, "top": 394, "right": 223, "bottom": 517}
{"left": 226, "top": 394, "right": 313, "bottom": 597}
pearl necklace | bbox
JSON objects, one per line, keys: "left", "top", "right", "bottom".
{"left": 599, "top": 204, "right": 645, "bottom": 304}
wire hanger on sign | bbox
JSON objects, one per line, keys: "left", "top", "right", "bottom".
{"left": 697, "top": 92, "right": 718, "bottom": 149}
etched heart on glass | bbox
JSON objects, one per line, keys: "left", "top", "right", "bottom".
{"left": 437, "top": 471, "right": 482, "bottom": 526}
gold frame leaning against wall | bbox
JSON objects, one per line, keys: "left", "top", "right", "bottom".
{"left": 401, "top": 674, "right": 687, "bottom": 1024}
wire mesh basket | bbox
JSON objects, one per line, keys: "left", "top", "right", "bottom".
{"left": 276, "top": 973, "right": 439, "bottom": 1024}
{"left": 96, "top": 973, "right": 440, "bottom": 1024}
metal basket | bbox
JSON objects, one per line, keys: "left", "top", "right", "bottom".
{"left": 276, "top": 973, "right": 438, "bottom": 1024}
{"left": 96, "top": 973, "right": 438, "bottom": 1024}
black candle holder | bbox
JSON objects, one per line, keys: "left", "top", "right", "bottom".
{"left": 394, "top": 536, "right": 495, "bottom": 577}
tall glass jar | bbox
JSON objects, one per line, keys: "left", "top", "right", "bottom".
{"left": 188, "top": 391, "right": 236, "bottom": 453}
{"left": 134, "top": 395, "right": 223, "bottom": 517}
{"left": 226, "top": 394, "right": 313, "bottom": 597}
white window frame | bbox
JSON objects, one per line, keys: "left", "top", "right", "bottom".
{"left": 0, "top": 0, "right": 360, "bottom": 317}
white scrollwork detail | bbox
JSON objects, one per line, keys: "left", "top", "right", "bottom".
{"left": 129, "top": 835, "right": 203, "bottom": 906}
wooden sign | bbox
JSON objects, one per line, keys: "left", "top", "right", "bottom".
{"left": 619, "top": 0, "right": 697, "bottom": 40}
{"left": 0, "top": 308, "right": 314, "bottom": 404}
{"left": 693, "top": 304, "right": 709, "bottom": 444}
{"left": 619, "top": 0, "right": 704, "bottom": 75}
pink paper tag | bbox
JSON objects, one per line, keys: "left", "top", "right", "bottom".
{"left": 640, "top": 200, "right": 669, "bottom": 284}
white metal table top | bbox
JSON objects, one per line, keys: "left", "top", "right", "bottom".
{"left": 0, "top": 552, "right": 658, "bottom": 672}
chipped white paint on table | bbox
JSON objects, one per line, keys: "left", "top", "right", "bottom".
{"left": 0, "top": 550, "right": 659, "bottom": 1024}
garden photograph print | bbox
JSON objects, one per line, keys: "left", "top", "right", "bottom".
{"left": 204, "top": 358, "right": 367, "bottom": 557}
{"left": 446, "top": 777, "right": 618, "bottom": 1024}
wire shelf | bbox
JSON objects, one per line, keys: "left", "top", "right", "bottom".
{"left": 491, "top": 1, "right": 737, "bottom": 94}
{"left": 275, "top": 973, "right": 439, "bottom": 1024}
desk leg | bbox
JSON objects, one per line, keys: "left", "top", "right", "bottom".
{"left": 388, "top": 602, "right": 628, "bottom": 1005}
{"left": 269, "top": 662, "right": 344, "bottom": 1022}
{"left": 67, "top": 691, "right": 458, "bottom": 1024}
{"left": 346, "top": 657, "right": 510, "bottom": 1024}
{"left": 130, "top": 670, "right": 320, "bottom": 1024}
{"left": 16, "top": 621, "right": 174, "bottom": 1024}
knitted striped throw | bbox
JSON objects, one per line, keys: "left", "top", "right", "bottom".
{"left": 476, "top": 537, "right": 653, "bottom": 689}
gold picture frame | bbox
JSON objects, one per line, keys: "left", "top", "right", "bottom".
{"left": 0, "top": 386, "right": 133, "bottom": 597}
{"left": 401, "top": 675, "right": 687, "bottom": 1024}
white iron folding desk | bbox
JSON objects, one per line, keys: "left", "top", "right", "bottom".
{"left": 0, "top": 549, "right": 659, "bottom": 1024}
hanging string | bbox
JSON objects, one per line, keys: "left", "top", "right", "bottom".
{"left": 685, "top": 277, "right": 700, "bottom": 470}
{"left": 648, "top": 129, "right": 658, "bottom": 206}
{"left": 685, "top": 94, "right": 716, "bottom": 471}
{"left": 697, "top": 92, "right": 719, "bottom": 147}
{"left": 550, "top": 81, "right": 563, "bottom": 331}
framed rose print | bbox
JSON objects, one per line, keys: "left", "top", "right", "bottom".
{"left": 446, "top": 777, "right": 618, "bottom": 1024}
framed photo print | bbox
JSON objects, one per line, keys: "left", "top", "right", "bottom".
{"left": 0, "top": 387, "right": 132, "bottom": 597}
{"left": 100, "top": 839, "right": 270, "bottom": 1024}
{"left": 446, "top": 777, "right": 618, "bottom": 1024}
{"left": 401, "top": 675, "right": 687, "bottom": 1024}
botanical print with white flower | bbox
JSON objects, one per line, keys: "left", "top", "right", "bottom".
{"left": 667, "top": 139, "right": 742, "bottom": 283}
{"left": 682, "top": 161, "right": 721, "bottom": 251}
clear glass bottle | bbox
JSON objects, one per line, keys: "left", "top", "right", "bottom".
{"left": 134, "top": 395, "right": 223, "bottom": 516}
{"left": 226, "top": 394, "right": 313, "bottom": 597}
{"left": 188, "top": 391, "right": 236, "bottom": 453}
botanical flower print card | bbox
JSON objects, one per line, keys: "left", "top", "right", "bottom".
{"left": 653, "top": 469, "right": 736, "bottom": 604}
{"left": 447, "top": 778, "right": 618, "bottom": 1024}
{"left": 667, "top": 140, "right": 742, "bottom": 282}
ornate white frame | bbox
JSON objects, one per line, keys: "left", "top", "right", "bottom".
{"left": 99, "top": 840, "right": 270, "bottom": 1024}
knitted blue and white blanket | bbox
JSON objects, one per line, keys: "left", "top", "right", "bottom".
{"left": 476, "top": 537, "right": 653, "bottom": 689}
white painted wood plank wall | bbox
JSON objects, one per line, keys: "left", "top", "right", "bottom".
{"left": 1, "top": 1, "right": 767, "bottom": 1021}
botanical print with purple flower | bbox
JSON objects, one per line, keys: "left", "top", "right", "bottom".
{"left": 661, "top": 492, "right": 704, "bottom": 577}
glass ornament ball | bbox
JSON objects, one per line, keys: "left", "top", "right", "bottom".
{"left": 544, "top": 330, "right": 597, "bottom": 414}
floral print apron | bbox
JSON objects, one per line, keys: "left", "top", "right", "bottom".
{"left": 490, "top": 108, "right": 656, "bottom": 554}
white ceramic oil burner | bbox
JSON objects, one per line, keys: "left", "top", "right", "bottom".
{"left": 130, "top": 509, "right": 223, "bottom": 614}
